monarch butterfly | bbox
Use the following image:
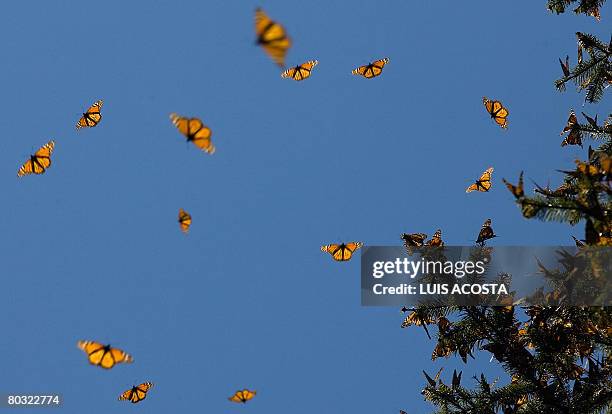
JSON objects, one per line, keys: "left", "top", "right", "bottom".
{"left": 76, "top": 100, "right": 103, "bottom": 129}
{"left": 560, "top": 109, "right": 582, "bottom": 147}
{"left": 17, "top": 141, "right": 55, "bottom": 177}
{"left": 476, "top": 218, "right": 496, "bottom": 245}
{"left": 321, "top": 242, "right": 363, "bottom": 262}
{"left": 575, "top": 160, "right": 599, "bottom": 176}
{"left": 423, "top": 367, "right": 444, "bottom": 387}
{"left": 581, "top": 112, "right": 598, "bottom": 128}
{"left": 118, "top": 382, "right": 153, "bottom": 404}
{"left": 281, "top": 60, "right": 319, "bottom": 81}
{"left": 169, "top": 113, "right": 215, "bottom": 154}
{"left": 502, "top": 171, "right": 524, "bottom": 198}
{"left": 178, "top": 209, "right": 192, "bottom": 233}
{"left": 599, "top": 153, "right": 612, "bottom": 177}
{"left": 452, "top": 369, "right": 462, "bottom": 389}
{"left": 426, "top": 229, "right": 444, "bottom": 247}
{"left": 228, "top": 389, "right": 256, "bottom": 403}
{"left": 255, "top": 8, "right": 291, "bottom": 67}
{"left": 584, "top": 5, "right": 601, "bottom": 21}
{"left": 466, "top": 167, "right": 494, "bottom": 193}
{"left": 77, "top": 340, "right": 133, "bottom": 369}
{"left": 438, "top": 316, "right": 451, "bottom": 332}
{"left": 352, "top": 58, "right": 389, "bottom": 79}
{"left": 482, "top": 97, "right": 509, "bottom": 129}
{"left": 400, "top": 233, "right": 427, "bottom": 255}
{"left": 432, "top": 342, "right": 452, "bottom": 359}
{"left": 401, "top": 311, "right": 434, "bottom": 329}
{"left": 559, "top": 55, "right": 570, "bottom": 77}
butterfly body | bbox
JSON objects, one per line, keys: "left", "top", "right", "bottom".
{"left": 482, "top": 97, "right": 508, "bottom": 128}
{"left": 321, "top": 242, "right": 363, "bottom": 261}
{"left": 18, "top": 140, "right": 55, "bottom": 177}
{"left": 352, "top": 58, "right": 389, "bottom": 78}
{"left": 466, "top": 167, "right": 493, "bottom": 193}
{"left": 118, "top": 382, "right": 153, "bottom": 404}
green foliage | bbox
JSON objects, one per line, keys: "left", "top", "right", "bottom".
{"left": 547, "top": 0, "right": 606, "bottom": 19}
{"left": 402, "top": 12, "right": 612, "bottom": 414}
{"left": 555, "top": 33, "right": 611, "bottom": 103}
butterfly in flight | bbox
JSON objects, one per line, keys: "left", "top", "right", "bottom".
{"left": 77, "top": 340, "right": 133, "bottom": 369}
{"left": 400, "top": 233, "right": 427, "bottom": 255}
{"left": 178, "top": 209, "right": 192, "bottom": 233}
{"left": 228, "top": 389, "right": 256, "bottom": 403}
{"left": 560, "top": 109, "right": 582, "bottom": 147}
{"left": 466, "top": 167, "right": 494, "bottom": 193}
{"left": 426, "top": 229, "right": 444, "bottom": 247}
{"left": 17, "top": 140, "right": 55, "bottom": 177}
{"left": 502, "top": 171, "right": 524, "bottom": 198}
{"left": 170, "top": 113, "right": 215, "bottom": 154}
{"left": 118, "top": 382, "right": 153, "bottom": 404}
{"left": 476, "top": 218, "right": 496, "bottom": 245}
{"left": 76, "top": 100, "right": 103, "bottom": 129}
{"left": 281, "top": 60, "right": 319, "bottom": 81}
{"left": 321, "top": 242, "right": 363, "bottom": 262}
{"left": 255, "top": 8, "right": 291, "bottom": 67}
{"left": 482, "top": 97, "right": 509, "bottom": 129}
{"left": 352, "top": 58, "right": 390, "bottom": 79}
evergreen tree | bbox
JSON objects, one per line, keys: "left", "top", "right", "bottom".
{"left": 547, "top": 0, "right": 606, "bottom": 20}
{"left": 402, "top": 11, "right": 611, "bottom": 414}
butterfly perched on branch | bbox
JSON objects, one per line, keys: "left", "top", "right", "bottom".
{"left": 476, "top": 218, "right": 496, "bottom": 245}
{"left": 503, "top": 171, "right": 524, "bottom": 198}
{"left": 560, "top": 109, "right": 582, "bottom": 147}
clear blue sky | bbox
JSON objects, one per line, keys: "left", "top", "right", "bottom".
{"left": 1, "top": 1, "right": 610, "bottom": 413}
